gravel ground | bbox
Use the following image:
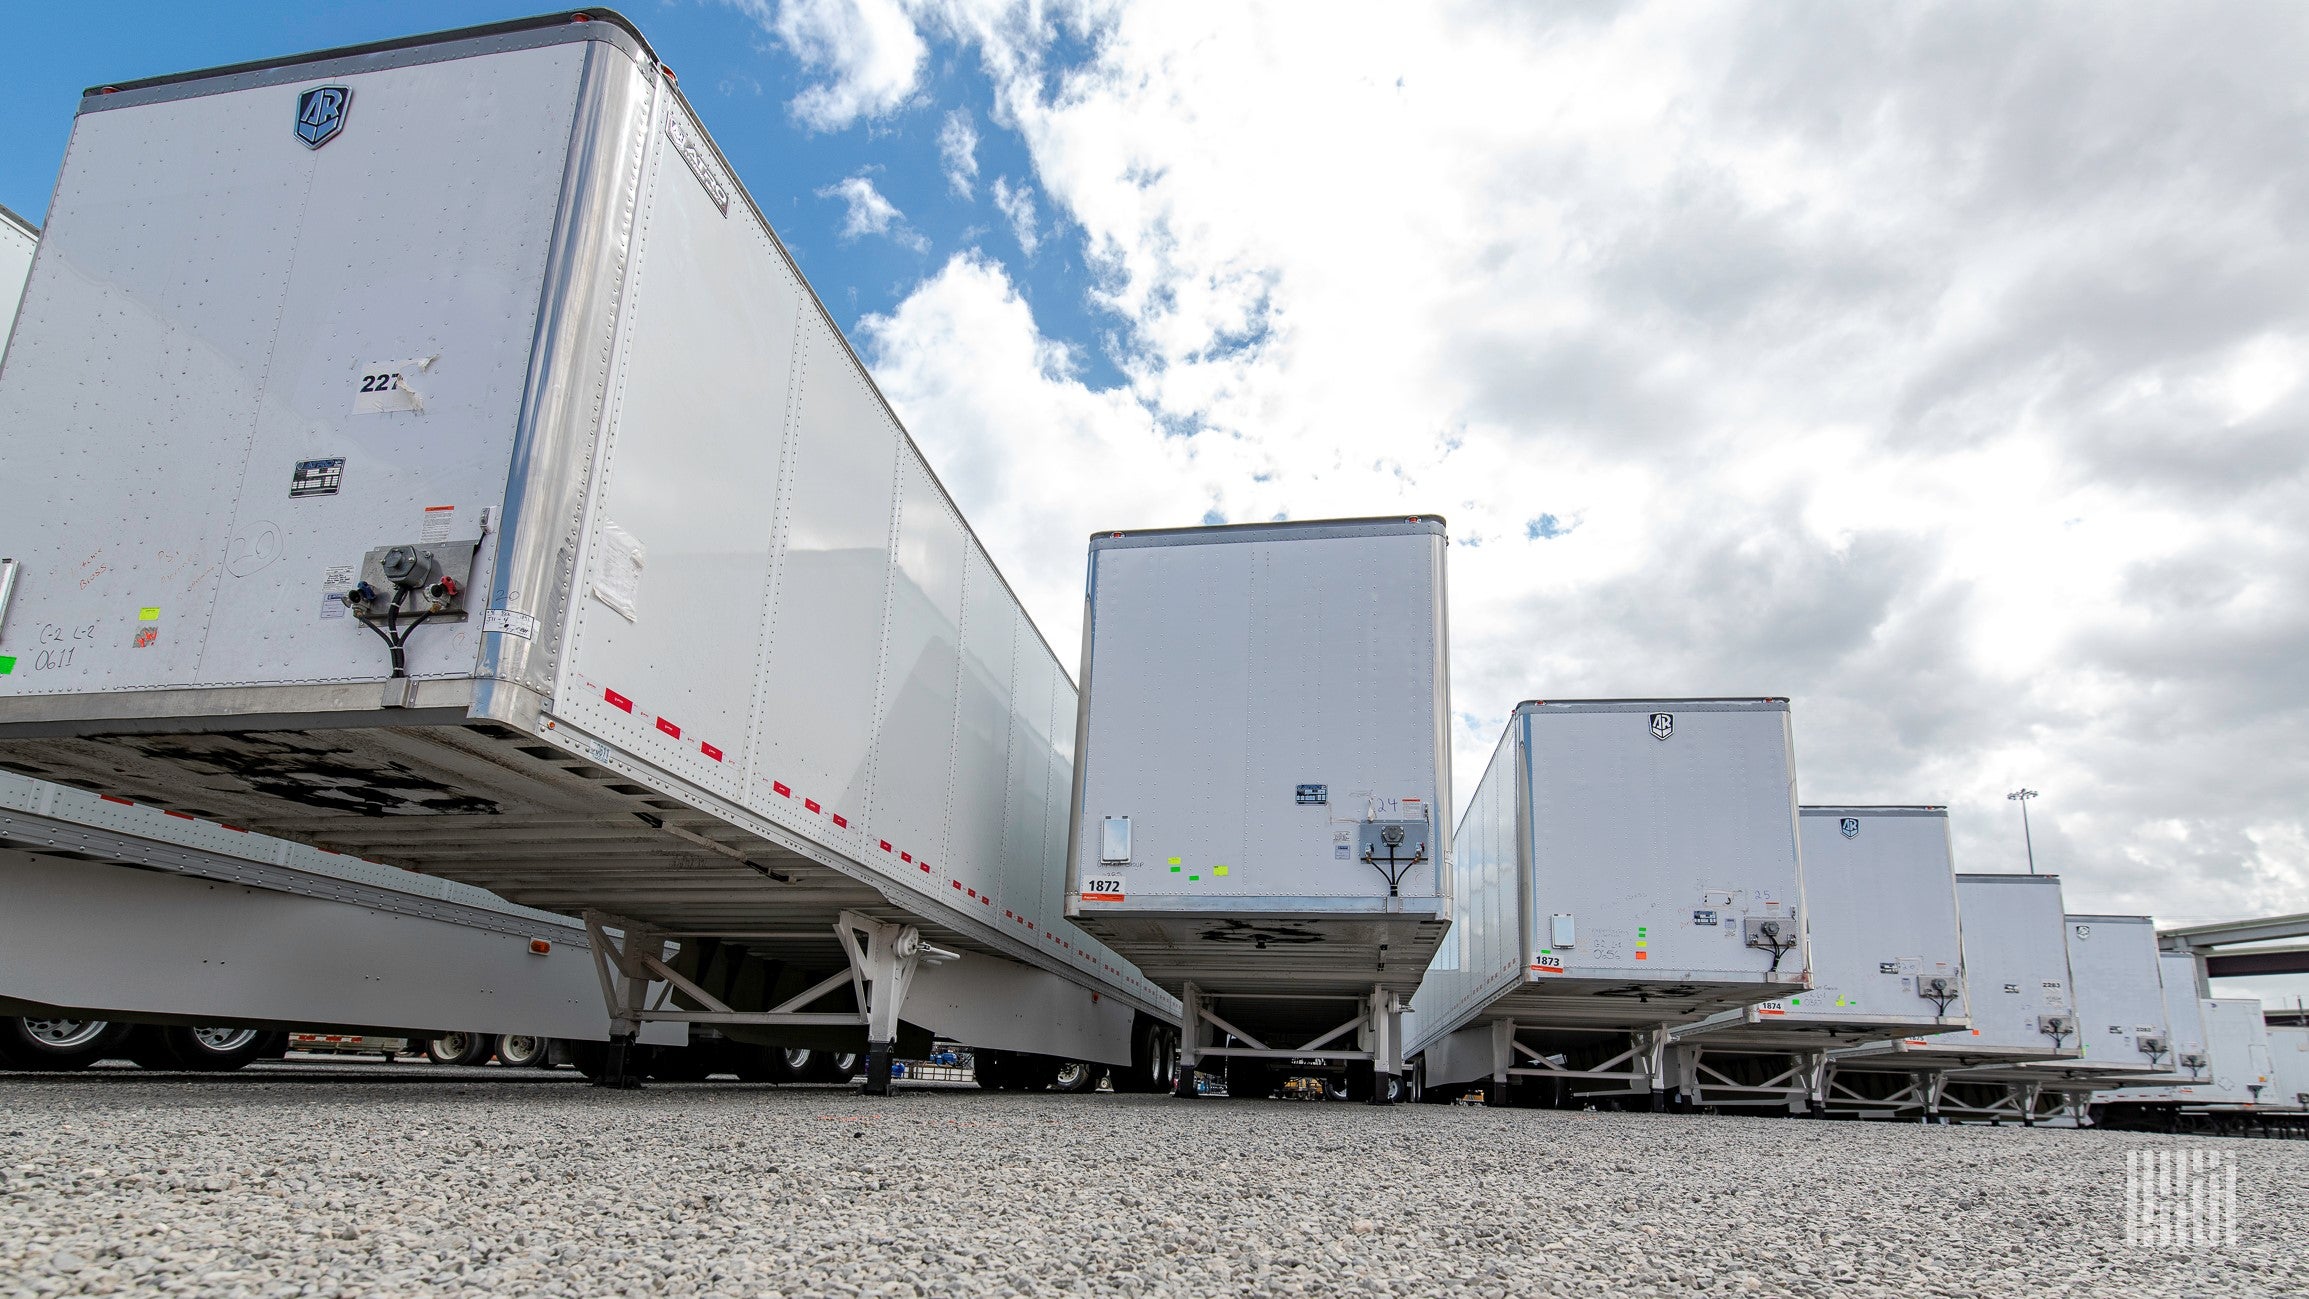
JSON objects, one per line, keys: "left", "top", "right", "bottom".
{"left": 2, "top": 1068, "right": 2304, "bottom": 1298}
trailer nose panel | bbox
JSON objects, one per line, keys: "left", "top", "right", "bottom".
{"left": 0, "top": 44, "right": 586, "bottom": 695}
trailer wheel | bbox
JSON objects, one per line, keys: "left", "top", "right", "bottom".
{"left": 806, "top": 1050, "right": 861, "bottom": 1083}
{"left": 0, "top": 1017, "right": 127, "bottom": 1072}
{"left": 647, "top": 1046, "right": 715, "bottom": 1081}
{"left": 495, "top": 1035, "right": 551, "bottom": 1068}
{"left": 425, "top": 1032, "right": 495, "bottom": 1067}
{"left": 162, "top": 1027, "right": 279, "bottom": 1072}
{"left": 974, "top": 1050, "right": 1011, "bottom": 1090}
{"left": 1052, "top": 1060, "right": 1101, "bottom": 1093}
{"left": 1115, "top": 1017, "right": 1177, "bottom": 1093}
{"left": 1325, "top": 1075, "right": 1354, "bottom": 1102}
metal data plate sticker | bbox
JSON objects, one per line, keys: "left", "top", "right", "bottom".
{"left": 483, "top": 608, "right": 539, "bottom": 640}
{"left": 290, "top": 457, "right": 345, "bottom": 497}
{"left": 1295, "top": 783, "right": 1327, "bottom": 805}
{"left": 1079, "top": 875, "right": 1125, "bottom": 903}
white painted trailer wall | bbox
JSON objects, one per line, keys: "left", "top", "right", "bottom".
{"left": 2266, "top": 1025, "right": 2309, "bottom": 1109}
{"left": 2052, "top": 915, "right": 2173, "bottom": 1077}
{"left": 0, "top": 12, "right": 1166, "bottom": 1085}
{"left": 1412, "top": 698, "right": 1808, "bottom": 1098}
{"left": 1063, "top": 518, "right": 1451, "bottom": 1094}
{"left": 2107, "top": 999, "right": 2274, "bottom": 1107}
{"left": 0, "top": 770, "right": 681, "bottom": 1044}
{"left": 1832, "top": 873, "right": 2079, "bottom": 1070}
{"left": 0, "top": 205, "right": 34, "bottom": 346}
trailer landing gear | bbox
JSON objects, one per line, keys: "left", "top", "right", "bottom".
{"left": 583, "top": 908, "right": 951, "bottom": 1097}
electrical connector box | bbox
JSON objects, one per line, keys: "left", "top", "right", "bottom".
{"left": 349, "top": 539, "right": 478, "bottom": 621}
{"left": 1743, "top": 915, "right": 1797, "bottom": 951}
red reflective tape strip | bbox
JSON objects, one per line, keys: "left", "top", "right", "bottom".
{"left": 222, "top": 825, "right": 249, "bottom": 833}
{"left": 952, "top": 880, "right": 962, "bottom": 889}
{"left": 774, "top": 782, "right": 791, "bottom": 798}
{"left": 832, "top": 814, "right": 847, "bottom": 828}
{"left": 967, "top": 888, "right": 976, "bottom": 898}
{"left": 900, "top": 851, "right": 911, "bottom": 863}
{"left": 101, "top": 795, "right": 133, "bottom": 805}
{"left": 920, "top": 862, "right": 931, "bottom": 872}
{"left": 700, "top": 742, "right": 723, "bottom": 762}
{"left": 805, "top": 799, "right": 820, "bottom": 813}
{"left": 879, "top": 840, "right": 892, "bottom": 853}
{"left": 605, "top": 689, "right": 633, "bottom": 713}
{"left": 164, "top": 809, "right": 194, "bottom": 819}
{"left": 655, "top": 717, "right": 681, "bottom": 739}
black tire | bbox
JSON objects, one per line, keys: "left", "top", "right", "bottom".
{"left": 121, "top": 1026, "right": 188, "bottom": 1071}
{"left": 161, "top": 1027, "right": 281, "bottom": 1072}
{"left": 1113, "top": 1018, "right": 1178, "bottom": 1094}
{"left": 566, "top": 1039, "right": 655, "bottom": 1084}
{"left": 732, "top": 1045, "right": 813, "bottom": 1083}
{"left": 425, "top": 1032, "right": 495, "bottom": 1067}
{"left": 974, "top": 1050, "right": 1011, "bottom": 1090}
{"left": 1325, "top": 1075, "right": 1353, "bottom": 1102}
{"left": 806, "top": 1050, "right": 861, "bottom": 1083}
{"left": 646, "top": 1046, "right": 715, "bottom": 1081}
{"left": 0, "top": 1017, "right": 129, "bottom": 1072}
{"left": 1052, "top": 1060, "right": 1101, "bottom": 1093}
{"left": 495, "top": 1035, "right": 552, "bottom": 1068}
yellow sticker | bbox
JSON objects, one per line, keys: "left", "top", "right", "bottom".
{"left": 1214, "top": 865, "right": 1230, "bottom": 877}
{"left": 138, "top": 607, "right": 161, "bottom": 621}
{"left": 1168, "top": 856, "right": 1182, "bottom": 866}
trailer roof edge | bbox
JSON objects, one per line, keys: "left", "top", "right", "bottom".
{"left": 80, "top": 9, "right": 652, "bottom": 109}
{"left": 1088, "top": 515, "right": 1446, "bottom": 548}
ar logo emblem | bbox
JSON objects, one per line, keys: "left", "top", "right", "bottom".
{"left": 296, "top": 86, "right": 352, "bottom": 149}
{"left": 1649, "top": 712, "right": 1673, "bottom": 741}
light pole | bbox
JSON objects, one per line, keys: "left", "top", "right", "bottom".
{"left": 2007, "top": 788, "right": 2039, "bottom": 874}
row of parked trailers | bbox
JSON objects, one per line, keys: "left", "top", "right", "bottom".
{"left": 0, "top": 10, "right": 2302, "bottom": 1126}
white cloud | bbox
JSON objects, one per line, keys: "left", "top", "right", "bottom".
{"left": 728, "top": 0, "right": 928, "bottom": 129}
{"left": 860, "top": 253, "right": 1206, "bottom": 648}
{"left": 816, "top": 174, "right": 928, "bottom": 252}
{"left": 990, "top": 175, "right": 1039, "bottom": 256}
{"left": 939, "top": 108, "right": 980, "bottom": 197}
{"left": 866, "top": 2, "right": 2309, "bottom": 935}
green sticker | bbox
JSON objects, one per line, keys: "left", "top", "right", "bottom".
{"left": 1637, "top": 927, "right": 1648, "bottom": 937}
{"left": 1188, "top": 874, "right": 1200, "bottom": 882}
{"left": 1790, "top": 997, "right": 1802, "bottom": 1006}
{"left": 0, "top": 655, "right": 13, "bottom": 675}
{"left": 1170, "top": 865, "right": 1182, "bottom": 873}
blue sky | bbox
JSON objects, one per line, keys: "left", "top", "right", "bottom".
{"left": 0, "top": 2, "right": 1119, "bottom": 385}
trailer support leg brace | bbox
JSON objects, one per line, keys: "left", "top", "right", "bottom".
{"left": 1173, "top": 983, "right": 1204, "bottom": 1098}
{"left": 839, "top": 911, "right": 924, "bottom": 1098}
{"left": 583, "top": 910, "right": 663, "bottom": 1089}
{"left": 1367, "top": 986, "right": 1403, "bottom": 1106}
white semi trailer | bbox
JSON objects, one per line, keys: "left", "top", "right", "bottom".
{"left": 0, "top": 10, "right": 1176, "bottom": 1094}
{"left": 1946, "top": 913, "right": 2174, "bottom": 1124}
{"left": 1409, "top": 698, "right": 1808, "bottom": 1109}
{"left": 0, "top": 204, "right": 33, "bottom": 332}
{"left": 1669, "top": 805, "right": 1968, "bottom": 1115}
{"left": 1065, "top": 518, "right": 1453, "bottom": 1103}
{"left": 0, "top": 768, "right": 690, "bottom": 1072}
{"left": 1828, "top": 872, "right": 2079, "bottom": 1121}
